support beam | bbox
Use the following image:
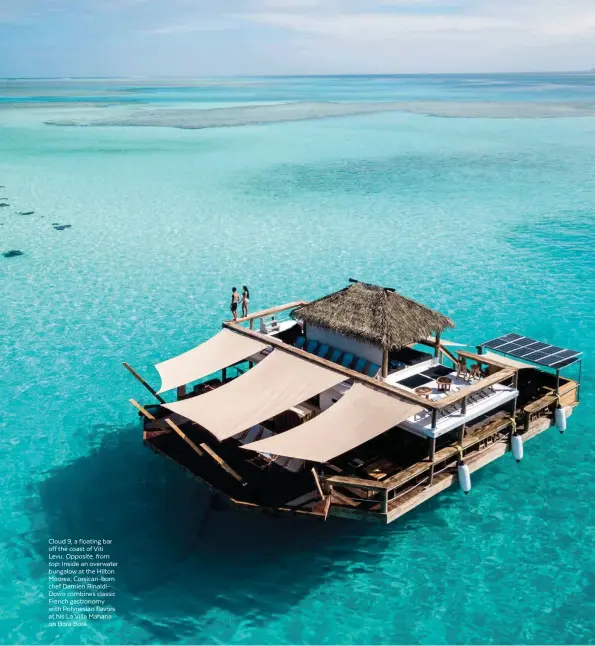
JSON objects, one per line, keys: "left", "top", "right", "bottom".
{"left": 129, "top": 398, "right": 155, "bottom": 420}
{"left": 458, "top": 424, "right": 465, "bottom": 444}
{"left": 312, "top": 468, "right": 325, "bottom": 501}
{"left": 165, "top": 418, "right": 204, "bottom": 456}
{"left": 428, "top": 437, "right": 436, "bottom": 484}
{"left": 123, "top": 362, "right": 165, "bottom": 404}
{"left": 381, "top": 489, "right": 389, "bottom": 515}
{"left": 323, "top": 488, "right": 333, "bottom": 521}
{"left": 434, "top": 332, "right": 441, "bottom": 358}
{"left": 382, "top": 349, "right": 389, "bottom": 378}
{"left": 440, "top": 344, "right": 459, "bottom": 366}
{"left": 231, "top": 300, "right": 307, "bottom": 326}
{"left": 200, "top": 442, "right": 247, "bottom": 485}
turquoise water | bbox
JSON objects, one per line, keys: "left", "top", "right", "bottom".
{"left": 1, "top": 75, "right": 594, "bottom": 644}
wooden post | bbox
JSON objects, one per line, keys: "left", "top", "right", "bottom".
{"left": 249, "top": 319, "right": 254, "bottom": 330}
{"left": 176, "top": 385, "right": 186, "bottom": 401}
{"left": 130, "top": 398, "right": 156, "bottom": 420}
{"left": 461, "top": 396, "right": 467, "bottom": 415}
{"left": 123, "top": 362, "right": 165, "bottom": 404}
{"left": 555, "top": 369, "right": 560, "bottom": 396}
{"left": 381, "top": 489, "right": 389, "bottom": 515}
{"left": 382, "top": 350, "right": 389, "bottom": 378}
{"left": 165, "top": 418, "right": 204, "bottom": 456}
{"left": 311, "top": 468, "right": 325, "bottom": 501}
{"left": 323, "top": 487, "right": 333, "bottom": 521}
{"left": 458, "top": 424, "right": 465, "bottom": 444}
{"left": 428, "top": 437, "right": 436, "bottom": 485}
{"left": 434, "top": 332, "right": 441, "bottom": 358}
{"left": 431, "top": 409, "right": 438, "bottom": 430}
{"left": 222, "top": 367, "right": 227, "bottom": 383}
{"left": 200, "top": 442, "right": 247, "bottom": 485}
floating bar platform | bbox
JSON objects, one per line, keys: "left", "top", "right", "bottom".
{"left": 126, "top": 281, "right": 581, "bottom": 524}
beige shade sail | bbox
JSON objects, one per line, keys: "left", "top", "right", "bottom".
{"left": 155, "top": 329, "right": 268, "bottom": 393}
{"left": 243, "top": 383, "right": 423, "bottom": 463}
{"left": 163, "top": 349, "right": 346, "bottom": 440}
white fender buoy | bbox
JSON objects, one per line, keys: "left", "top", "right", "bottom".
{"left": 458, "top": 461, "right": 471, "bottom": 495}
{"left": 555, "top": 407, "right": 567, "bottom": 434}
{"left": 511, "top": 434, "right": 524, "bottom": 462}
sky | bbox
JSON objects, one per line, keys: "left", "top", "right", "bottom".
{"left": 0, "top": 0, "right": 594, "bottom": 77}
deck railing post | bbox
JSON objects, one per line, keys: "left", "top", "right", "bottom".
{"left": 431, "top": 409, "right": 437, "bottom": 430}
{"left": 461, "top": 396, "right": 467, "bottom": 415}
{"left": 381, "top": 489, "right": 388, "bottom": 515}
{"left": 434, "top": 332, "right": 441, "bottom": 358}
{"left": 428, "top": 437, "right": 436, "bottom": 485}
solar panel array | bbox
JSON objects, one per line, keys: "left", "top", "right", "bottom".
{"left": 481, "top": 333, "right": 581, "bottom": 369}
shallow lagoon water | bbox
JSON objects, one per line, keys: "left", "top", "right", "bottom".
{"left": 1, "top": 75, "right": 595, "bottom": 644}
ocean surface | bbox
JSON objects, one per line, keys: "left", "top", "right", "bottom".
{"left": 1, "top": 74, "right": 594, "bottom": 645}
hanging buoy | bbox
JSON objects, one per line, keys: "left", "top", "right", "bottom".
{"left": 458, "top": 461, "right": 471, "bottom": 494}
{"left": 511, "top": 433, "right": 524, "bottom": 462}
{"left": 555, "top": 407, "right": 567, "bottom": 434}
{"left": 455, "top": 446, "right": 471, "bottom": 494}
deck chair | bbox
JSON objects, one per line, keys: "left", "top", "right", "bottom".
{"left": 354, "top": 358, "right": 369, "bottom": 374}
{"left": 305, "top": 339, "right": 319, "bottom": 354}
{"left": 367, "top": 363, "right": 381, "bottom": 378}
{"left": 315, "top": 343, "right": 330, "bottom": 358}
{"left": 329, "top": 348, "right": 344, "bottom": 364}
{"left": 340, "top": 353, "right": 355, "bottom": 369}
{"left": 323, "top": 345, "right": 336, "bottom": 360}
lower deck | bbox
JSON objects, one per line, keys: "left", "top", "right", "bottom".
{"left": 141, "top": 370, "right": 579, "bottom": 524}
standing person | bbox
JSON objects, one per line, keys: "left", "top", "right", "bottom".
{"left": 242, "top": 285, "right": 250, "bottom": 318}
{"left": 230, "top": 287, "right": 240, "bottom": 321}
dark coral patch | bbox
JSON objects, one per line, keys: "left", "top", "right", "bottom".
{"left": 3, "top": 249, "right": 24, "bottom": 258}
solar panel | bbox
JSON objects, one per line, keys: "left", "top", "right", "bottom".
{"left": 514, "top": 345, "right": 541, "bottom": 357}
{"left": 545, "top": 350, "right": 581, "bottom": 367}
{"left": 523, "top": 350, "right": 552, "bottom": 362}
{"left": 551, "top": 357, "right": 580, "bottom": 369}
{"left": 480, "top": 333, "right": 581, "bottom": 369}
{"left": 496, "top": 342, "right": 525, "bottom": 353}
{"left": 545, "top": 346, "right": 564, "bottom": 355}
{"left": 482, "top": 333, "right": 523, "bottom": 349}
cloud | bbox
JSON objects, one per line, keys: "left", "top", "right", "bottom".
{"left": 234, "top": 12, "right": 516, "bottom": 37}
{"left": 1, "top": 0, "right": 595, "bottom": 74}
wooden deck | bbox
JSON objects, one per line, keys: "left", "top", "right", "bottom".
{"left": 327, "top": 404, "right": 574, "bottom": 524}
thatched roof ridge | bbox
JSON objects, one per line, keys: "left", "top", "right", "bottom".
{"left": 291, "top": 282, "right": 454, "bottom": 351}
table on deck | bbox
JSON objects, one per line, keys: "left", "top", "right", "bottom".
{"left": 363, "top": 456, "right": 395, "bottom": 481}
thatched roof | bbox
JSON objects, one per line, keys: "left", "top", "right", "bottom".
{"left": 291, "top": 282, "right": 454, "bottom": 351}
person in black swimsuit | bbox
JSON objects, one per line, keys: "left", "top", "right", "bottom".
{"left": 231, "top": 287, "right": 240, "bottom": 320}
{"left": 242, "top": 285, "right": 250, "bottom": 318}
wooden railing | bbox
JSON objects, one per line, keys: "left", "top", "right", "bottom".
{"left": 229, "top": 301, "right": 307, "bottom": 329}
